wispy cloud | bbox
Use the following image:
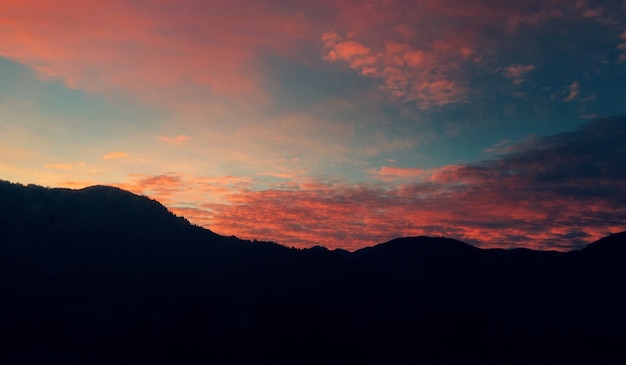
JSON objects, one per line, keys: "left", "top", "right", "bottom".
{"left": 618, "top": 30, "right": 626, "bottom": 63}
{"left": 44, "top": 163, "right": 74, "bottom": 170}
{"left": 564, "top": 81, "right": 580, "bottom": 102}
{"left": 483, "top": 139, "right": 512, "bottom": 154}
{"left": 367, "top": 166, "right": 425, "bottom": 180}
{"left": 503, "top": 64, "right": 535, "bottom": 84}
{"left": 157, "top": 135, "right": 190, "bottom": 144}
{"left": 103, "top": 151, "right": 129, "bottom": 160}
{"left": 582, "top": 8, "right": 603, "bottom": 18}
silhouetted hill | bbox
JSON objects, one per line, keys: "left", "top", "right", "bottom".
{"left": 582, "top": 231, "right": 626, "bottom": 256}
{"left": 0, "top": 180, "right": 413, "bottom": 364}
{"left": 1, "top": 179, "right": 625, "bottom": 364}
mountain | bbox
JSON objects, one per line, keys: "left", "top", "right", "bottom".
{"left": 1, "top": 180, "right": 625, "bottom": 364}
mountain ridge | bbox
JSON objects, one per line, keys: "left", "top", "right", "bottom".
{"left": 1, "top": 179, "right": 625, "bottom": 364}
{"left": 3, "top": 178, "right": 621, "bottom": 253}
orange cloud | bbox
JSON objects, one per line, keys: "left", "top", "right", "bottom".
{"left": 44, "top": 163, "right": 73, "bottom": 170}
{"left": 368, "top": 166, "right": 425, "bottom": 180}
{"left": 114, "top": 173, "right": 253, "bottom": 207}
{"left": 103, "top": 152, "right": 129, "bottom": 159}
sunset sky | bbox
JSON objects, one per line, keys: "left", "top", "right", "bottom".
{"left": 2, "top": 0, "right": 625, "bottom": 250}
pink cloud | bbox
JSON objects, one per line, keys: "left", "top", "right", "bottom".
{"left": 111, "top": 118, "right": 625, "bottom": 252}
{"left": 503, "top": 64, "right": 535, "bottom": 84}
{"left": 0, "top": 0, "right": 317, "bottom": 101}
{"left": 317, "top": 0, "right": 623, "bottom": 108}
{"left": 564, "top": 81, "right": 580, "bottom": 102}
{"left": 617, "top": 30, "right": 626, "bottom": 62}
{"left": 115, "top": 173, "right": 253, "bottom": 207}
{"left": 157, "top": 135, "right": 190, "bottom": 144}
{"left": 2, "top": 0, "right": 618, "bottom": 108}
{"left": 322, "top": 32, "right": 469, "bottom": 109}
{"left": 323, "top": 37, "right": 372, "bottom": 64}
{"left": 113, "top": 168, "right": 624, "bottom": 251}
{"left": 200, "top": 174, "right": 620, "bottom": 251}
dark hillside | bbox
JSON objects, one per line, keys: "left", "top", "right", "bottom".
{"left": 1, "top": 180, "right": 625, "bottom": 364}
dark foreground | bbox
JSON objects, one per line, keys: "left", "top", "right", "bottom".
{"left": 1, "top": 180, "right": 625, "bottom": 364}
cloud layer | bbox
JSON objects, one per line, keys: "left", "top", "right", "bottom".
{"left": 3, "top": 0, "right": 624, "bottom": 107}
{"left": 118, "top": 117, "right": 626, "bottom": 251}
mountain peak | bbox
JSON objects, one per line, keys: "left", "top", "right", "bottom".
{"left": 582, "top": 231, "right": 626, "bottom": 256}
{"left": 356, "top": 235, "right": 478, "bottom": 257}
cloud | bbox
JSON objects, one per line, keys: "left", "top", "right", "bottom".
{"left": 102, "top": 151, "right": 129, "bottom": 159}
{"left": 318, "top": 1, "right": 623, "bottom": 109}
{"left": 115, "top": 173, "right": 253, "bottom": 207}
{"left": 256, "top": 168, "right": 310, "bottom": 180}
{"left": 2, "top": 0, "right": 623, "bottom": 109}
{"left": 322, "top": 31, "right": 469, "bottom": 109}
{"left": 503, "top": 64, "right": 535, "bottom": 84}
{"left": 44, "top": 163, "right": 73, "bottom": 170}
{"left": 564, "top": 81, "right": 580, "bottom": 102}
{"left": 357, "top": 133, "right": 415, "bottom": 157}
{"left": 582, "top": 8, "right": 603, "bottom": 18}
{"left": 483, "top": 139, "right": 512, "bottom": 154}
{"left": 117, "top": 116, "right": 626, "bottom": 251}
{"left": 368, "top": 166, "right": 425, "bottom": 180}
{"left": 617, "top": 30, "right": 626, "bottom": 63}
{"left": 157, "top": 135, "right": 190, "bottom": 144}
{"left": 323, "top": 36, "right": 372, "bottom": 63}
{"left": 0, "top": 0, "right": 317, "bottom": 102}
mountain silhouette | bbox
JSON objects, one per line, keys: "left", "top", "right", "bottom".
{"left": 1, "top": 180, "right": 625, "bottom": 364}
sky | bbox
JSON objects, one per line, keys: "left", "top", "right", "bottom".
{"left": 1, "top": 0, "right": 626, "bottom": 251}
